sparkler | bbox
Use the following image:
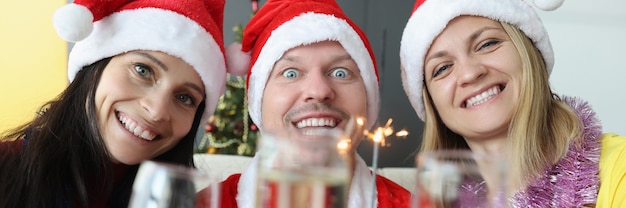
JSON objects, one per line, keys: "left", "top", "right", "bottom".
{"left": 354, "top": 117, "right": 408, "bottom": 208}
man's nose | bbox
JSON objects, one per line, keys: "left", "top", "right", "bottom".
{"left": 302, "top": 72, "right": 335, "bottom": 102}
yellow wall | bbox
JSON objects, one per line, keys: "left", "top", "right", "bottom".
{"left": 0, "top": 0, "right": 67, "bottom": 132}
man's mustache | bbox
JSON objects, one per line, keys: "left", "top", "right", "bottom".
{"left": 284, "top": 103, "right": 350, "bottom": 124}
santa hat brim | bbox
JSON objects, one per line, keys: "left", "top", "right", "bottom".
{"left": 248, "top": 12, "right": 379, "bottom": 130}
{"left": 68, "top": 8, "right": 226, "bottom": 122}
{"left": 399, "top": 0, "right": 554, "bottom": 121}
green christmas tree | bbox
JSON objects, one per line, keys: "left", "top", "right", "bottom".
{"left": 195, "top": 72, "right": 259, "bottom": 156}
{"left": 195, "top": 2, "right": 260, "bottom": 156}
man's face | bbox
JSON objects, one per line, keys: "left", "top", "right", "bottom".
{"left": 260, "top": 41, "right": 368, "bottom": 149}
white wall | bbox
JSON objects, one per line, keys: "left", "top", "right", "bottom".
{"left": 538, "top": 0, "right": 626, "bottom": 135}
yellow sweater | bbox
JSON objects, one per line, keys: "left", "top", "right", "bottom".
{"left": 597, "top": 133, "right": 626, "bottom": 207}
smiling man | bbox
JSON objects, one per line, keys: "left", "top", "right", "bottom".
{"left": 195, "top": 0, "right": 411, "bottom": 207}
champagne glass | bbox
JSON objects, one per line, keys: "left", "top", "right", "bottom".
{"left": 412, "top": 150, "right": 507, "bottom": 208}
{"left": 254, "top": 129, "right": 351, "bottom": 208}
{"left": 129, "top": 160, "right": 220, "bottom": 208}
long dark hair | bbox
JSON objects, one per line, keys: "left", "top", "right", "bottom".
{"left": 0, "top": 57, "right": 205, "bottom": 207}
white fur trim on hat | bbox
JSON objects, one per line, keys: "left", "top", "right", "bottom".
{"left": 68, "top": 8, "right": 226, "bottom": 122}
{"left": 248, "top": 12, "right": 380, "bottom": 130}
{"left": 399, "top": 0, "right": 555, "bottom": 121}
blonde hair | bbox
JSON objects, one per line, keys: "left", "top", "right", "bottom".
{"left": 419, "top": 22, "right": 582, "bottom": 188}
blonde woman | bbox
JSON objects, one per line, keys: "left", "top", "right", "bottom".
{"left": 400, "top": 0, "right": 626, "bottom": 207}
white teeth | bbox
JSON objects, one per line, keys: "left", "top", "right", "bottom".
{"left": 465, "top": 86, "right": 501, "bottom": 108}
{"left": 140, "top": 131, "right": 153, "bottom": 139}
{"left": 128, "top": 122, "right": 137, "bottom": 132}
{"left": 296, "top": 118, "right": 337, "bottom": 128}
{"left": 118, "top": 115, "right": 157, "bottom": 141}
{"left": 301, "top": 128, "right": 333, "bottom": 136}
{"left": 133, "top": 127, "right": 143, "bottom": 136}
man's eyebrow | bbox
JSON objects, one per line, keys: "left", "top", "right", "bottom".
{"left": 331, "top": 54, "right": 353, "bottom": 63}
{"left": 276, "top": 55, "right": 298, "bottom": 63}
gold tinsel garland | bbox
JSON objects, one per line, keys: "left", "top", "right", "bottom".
{"left": 203, "top": 74, "right": 254, "bottom": 155}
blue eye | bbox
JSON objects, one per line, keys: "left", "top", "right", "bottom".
{"left": 134, "top": 64, "right": 152, "bottom": 77}
{"left": 282, "top": 69, "right": 299, "bottom": 79}
{"left": 331, "top": 68, "right": 350, "bottom": 79}
{"left": 177, "top": 94, "right": 195, "bottom": 106}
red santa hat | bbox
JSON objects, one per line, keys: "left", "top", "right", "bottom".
{"left": 242, "top": 0, "right": 380, "bottom": 130}
{"left": 52, "top": 0, "right": 227, "bottom": 122}
{"left": 399, "top": 0, "right": 564, "bottom": 121}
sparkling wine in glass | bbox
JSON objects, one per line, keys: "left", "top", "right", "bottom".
{"left": 412, "top": 150, "right": 507, "bottom": 208}
{"left": 129, "top": 160, "right": 220, "bottom": 208}
{"left": 255, "top": 129, "right": 351, "bottom": 208}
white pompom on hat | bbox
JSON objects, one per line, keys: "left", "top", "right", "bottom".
{"left": 52, "top": 3, "right": 94, "bottom": 42}
{"left": 52, "top": 0, "right": 228, "bottom": 123}
{"left": 399, "top": 0, "right": 563, "bottom": 121}
{"left": 533, "top": 0, "right": 565, "bottom": 11}
{"left": 241, "top": 0, "right": 380, "bottom": 130}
